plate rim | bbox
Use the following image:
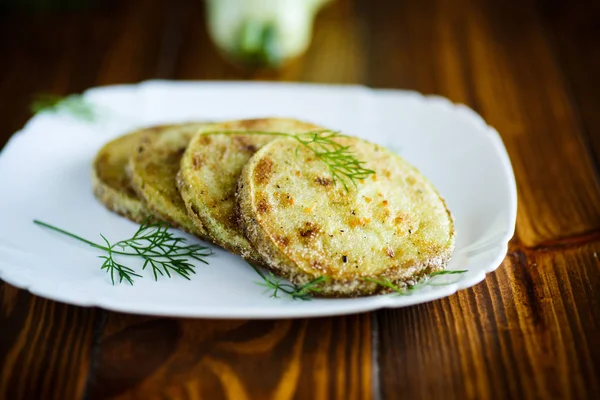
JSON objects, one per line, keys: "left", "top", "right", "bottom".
{"left": 0, "top": 80, "right": 517, "bottom": 319}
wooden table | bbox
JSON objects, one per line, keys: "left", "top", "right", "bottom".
{"left": 1, "top": 0, "right": 599, "bottom": 399}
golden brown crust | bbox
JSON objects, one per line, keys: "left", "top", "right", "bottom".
{"left": 92, "top": 171, "right": 152, "bottom": 223}
{"left": 178, "top": 118, "right": 325, "bottom": 263}
{"left": 236, "top": 136, "right": 455, "bottom": 297}
{"left": 92, "top": 129, "right": 157, "bottom": 222}
{"left": 127, "top": 123, "right": 210, "bottom": 239}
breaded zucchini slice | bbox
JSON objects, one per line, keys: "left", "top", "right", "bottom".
{"left": 177, "top": 118, "right": 324, "bottom": 264}
{"left": 93, "top": 128, "right": 158, "bottom": 223}
{"left": 128, "top": 123, "right": 209, "bottom": 238}
{"left": 236, "top": 136, "right": 455, "bottom": 297}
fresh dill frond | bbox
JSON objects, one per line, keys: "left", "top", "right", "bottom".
{"left": 294, "top": 130, "right": 375, "bottom": 191}
{"left": 33, "top": 219, "right": 212, "bottom": 284}
{"left": 30, "top": 93, "right": 97, "bottom": 122}
{"left": 429, "top": 269, "right": 468, "bottom": 277}
{"left": 364, "top": 277, "right": 418, "bottom": 295}
{"left": 250, "top": 264, "right": 328, "bottom": 300}
{"left": 200, "top": 130, "right": 375, "bottom": 191}
{"left": 365, "top": 269, "right": 468, "bottom": 296}
{"left": 252, "top": 264, "right": 467, "bottom": 299}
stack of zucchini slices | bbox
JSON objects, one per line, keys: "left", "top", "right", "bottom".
{"left": 93, "top": 118, "right": 455, "bottom": 297}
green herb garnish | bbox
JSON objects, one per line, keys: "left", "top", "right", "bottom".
{"left": 204, "top": 130, "right": 375, "bottom": 191}
{"left": 33, "top": 219, "right": 212, "bottom": 284}
{"left": 251, "top": 262, "right": 467, "bottom": 299}
{"left": 365, "top": 269, "right": 468, "bottom": 295}
{"left": 364, "top": 277, "right": 417, "bottom": 295}
{"left": 250, "top": 264, "right": 328, "bottom": 300}
{"left": 30, "top": 93, "right": 97, "bottom": 122}
{"left": 429, "top": 269, "right": 468, "bottom": 277}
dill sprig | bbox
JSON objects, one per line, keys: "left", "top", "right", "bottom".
{"left": 364, "top": 277, "right": 422, "bottom": 295}
{"left": 250, "top": 264, "right": 328, "bottom": 300}
{"left": 429, "top": 270, "right": 468, "bottom": 277}
{"left": 203, "top": 130, "right": 375, "bottom": 191}
{"left": 294, "top": 130, "right": 376, "bottom": 191}
{"left": 250, "top": 263, "right": 466, "bottom": 299}
{"left": 30, "top": 93, "right": 97, "bottom": 122}
{"left": 365, "top": 269, "right": 468, "bottom": 295}
{"left": 33, "top": 219, "right": 212, "bottom": 284}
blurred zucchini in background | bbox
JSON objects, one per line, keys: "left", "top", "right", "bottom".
{"left": 205, "top": 0, "right": 332, "bottom": 68}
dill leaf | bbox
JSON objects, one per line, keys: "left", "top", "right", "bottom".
{"left": 33, "top": 219, "right": 212, "bottom": 284}
{"left": 365, "top": 269, "right": 468, "bottom": 296}
{"left": 250, "top": 264, "right": 328, "bottom": 300}
{"left": 200, "top": 130, "right": 375, "bottom": 191}
{"left": 30, "top": 93, "right": 97, "bottom": 122}
{"left": 429, "top": 269, "right": 468, "bottom": 277}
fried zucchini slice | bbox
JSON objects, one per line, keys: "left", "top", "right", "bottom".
{"left": 92, "top": 128, "right": 157, "bottom": 223}
{"left": 236, "top": 136, "right": 455, "bottom": 297}
{"left": 128, "top": 123, "right": 209, "bottom": 238}
{"left": 178, "top": 118, "right": 324, "bottom": 264}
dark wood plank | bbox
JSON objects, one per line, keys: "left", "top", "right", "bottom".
{"left": 0, "top": 1, "right": 180, "bottom": 398}
{"left": 368, "top": 0, "right": 600, "bottom": 397}
{"left": 0, "top": 0, "right": 172, "bottom": 145}
{"left": 0, "top": 283, "right": 101, "bottom": 399}
{"left": 89, "top": 2, "right": 373, "bottom": 399}
{"left": 539, "top": 0, "right": 600, "bottom": 175}
{"left": 89, "top": 314, "right": 371, "bottom": 400}
{"left": 377, "top": 241, "right": 600, "bottom": 399}
{"left": 359, "top": 0, "right": 600, "bottom": 247}
{"left": 2, "top": 1, "right": 599, "bottom": 400}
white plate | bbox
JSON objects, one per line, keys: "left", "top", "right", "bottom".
{"left": 0, "top": 81, "right": 516, "bottom": 319}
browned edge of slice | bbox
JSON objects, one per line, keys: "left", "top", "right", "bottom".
{"left": 127, "top": 123, "right": 211, "bottom": 240}
{"left": 236, "top": 137, "right": 455, "bottom": 297}
{"left": 92, "top": 129, "right": 156, "bottom": 223}
{"left": 177, "top": 118, "right": 325, "bottom": 265}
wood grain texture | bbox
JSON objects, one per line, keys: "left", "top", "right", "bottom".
{"left": 87, "top": 2, "right": 373, "bottom": 398}
{"left": 539, "top": 0, "right": 600, "bottom": 176}
{"left": 1, "top": 0, "right": 600, "bottom": 399}
{"left": 0, "top": 0, "right": 173, "bottom": 144}
{"left": 0, "top": 283, "right": 100, "bottom": 400}
{"left": 359, "top": 0, "right": 600, "bottom": 247}
{"left": 0, "top": 2, "right": 192, "bottom": 399}
{"left": 370, "top": 0, "right": 600, "bottom": 398}
{"left": 89, "top": 314, "right": 371, "bottom": 400}
{"left": 1, "top": 2, "right": 374, "bottom": 400}
{"left": 0, "top": 3, "right": 173, "bottom": 398}
{"left": 377, "top": 242, "right": 600, "bottom": 400}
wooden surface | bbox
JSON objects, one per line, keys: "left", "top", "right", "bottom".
{"left": 1, "top": 0, "right": 599, "bottom": 399}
